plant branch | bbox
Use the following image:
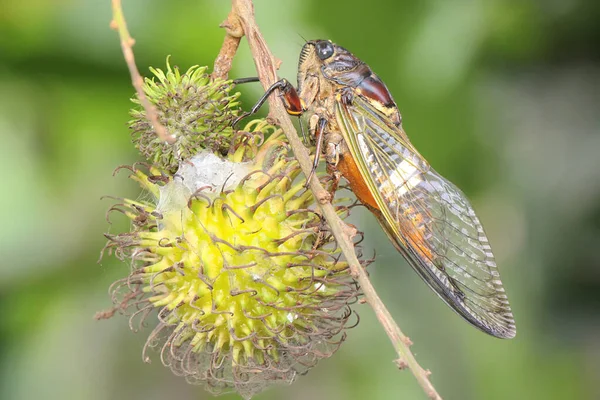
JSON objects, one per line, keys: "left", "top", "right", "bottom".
{"left": 211, "top": 11, "right": 244, "bottom": 80}
{"left": 228, "top": 0, "right": 442, "bottom": 399}
{"left": 110, "top": 0, "right": 175, "bottom": 144}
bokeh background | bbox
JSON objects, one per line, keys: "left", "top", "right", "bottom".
{"left": 1, "top": 0, "right": 599, "bottom": 399}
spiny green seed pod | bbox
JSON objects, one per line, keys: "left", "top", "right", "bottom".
{"left": 102, "top": 121, "right": 364, "bottom": 399}
{"left": 129, "top": 58, "right": 241, "bottom": 173}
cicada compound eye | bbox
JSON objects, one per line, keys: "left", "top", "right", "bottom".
{"left": 316, "top": 40, "right": 334, "bottom": 60}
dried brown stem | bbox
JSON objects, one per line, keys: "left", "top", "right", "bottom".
{"left": 211, "top": 12, "right": 244, "bottom": 80}
{"left": 229, "top": 0, "right": 442, "bottom": 398}
{"left": 110, "top": 0, "right": 175, "bottom": 144}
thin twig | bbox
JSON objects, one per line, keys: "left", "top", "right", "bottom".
{"left": 212, "top": 11, "right": 244, "bottom": 80}
{"left": 110, "top": 0, "right": 175, "bottom": 144}
{"left": 229, "top": 0, "right": 442, "bottom": 398}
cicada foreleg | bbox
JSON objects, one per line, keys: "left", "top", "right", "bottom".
{"left": 232, "top": 78, "right": 303, "bottom": 127}
{"left": 234, "top": 78, "right": 329, "bottom": 186}
{"left": 232, "top": 77, "right": 261, "bottom": 85}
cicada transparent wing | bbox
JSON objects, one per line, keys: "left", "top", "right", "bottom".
{"left": 335, "top": 95, "right": 516, "bottom": 338}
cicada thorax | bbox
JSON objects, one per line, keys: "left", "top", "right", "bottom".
{"left": 302, "top": 46, "right": 402, "bottom": 215}
{"left": 320, "top": 55, "right": 402, "bottom": 124}
{"left": 301, "top": 88, "right": 381, "bottom": 213}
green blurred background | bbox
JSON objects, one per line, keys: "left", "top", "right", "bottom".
{"left": 1, "top": 0, "right": 599, "bottom": 399}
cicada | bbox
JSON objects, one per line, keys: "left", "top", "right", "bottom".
{"left": 239, "top": 40, "right": 516, "bottom": 339}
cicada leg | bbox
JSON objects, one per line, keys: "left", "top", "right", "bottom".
{"left": 232, "top": 78, "right": 303, "bottom": 127}
{"left": 323, "top": 132, "right": 344, "bottom": 198}
{"left": 303, "top": 116, "right": 328, "bottom": 187}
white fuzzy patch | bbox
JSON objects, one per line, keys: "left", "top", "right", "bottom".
{"left": 156, "top": 152, "right": 251, "bottom": 213}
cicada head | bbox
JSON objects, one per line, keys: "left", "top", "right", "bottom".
{"left": 299, "top": 40, "right": 359, "bottom": 73}
{"left": 297, "top": 40, "right": 357, "bottom": 105}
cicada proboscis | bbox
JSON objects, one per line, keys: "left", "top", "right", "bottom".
{"left": 238, "top": 40, "right": 516, "bottom": 339}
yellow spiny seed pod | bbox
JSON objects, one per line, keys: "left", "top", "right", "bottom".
{"left": 103, "top": 120, "right": 364, "bottom": 399}
{"left": 129, "top": 57, "right": 241, "bottom": 173}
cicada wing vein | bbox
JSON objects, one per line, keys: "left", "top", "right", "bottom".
{"left": 335, "top": 95, "right": 516, "bottom": 338}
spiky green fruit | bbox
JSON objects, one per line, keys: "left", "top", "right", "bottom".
{"left": 103, "top": 122, "right": 362, "bottom": 399}
{"left": 129, "top": 58, "right": 241, "bottom": 173}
